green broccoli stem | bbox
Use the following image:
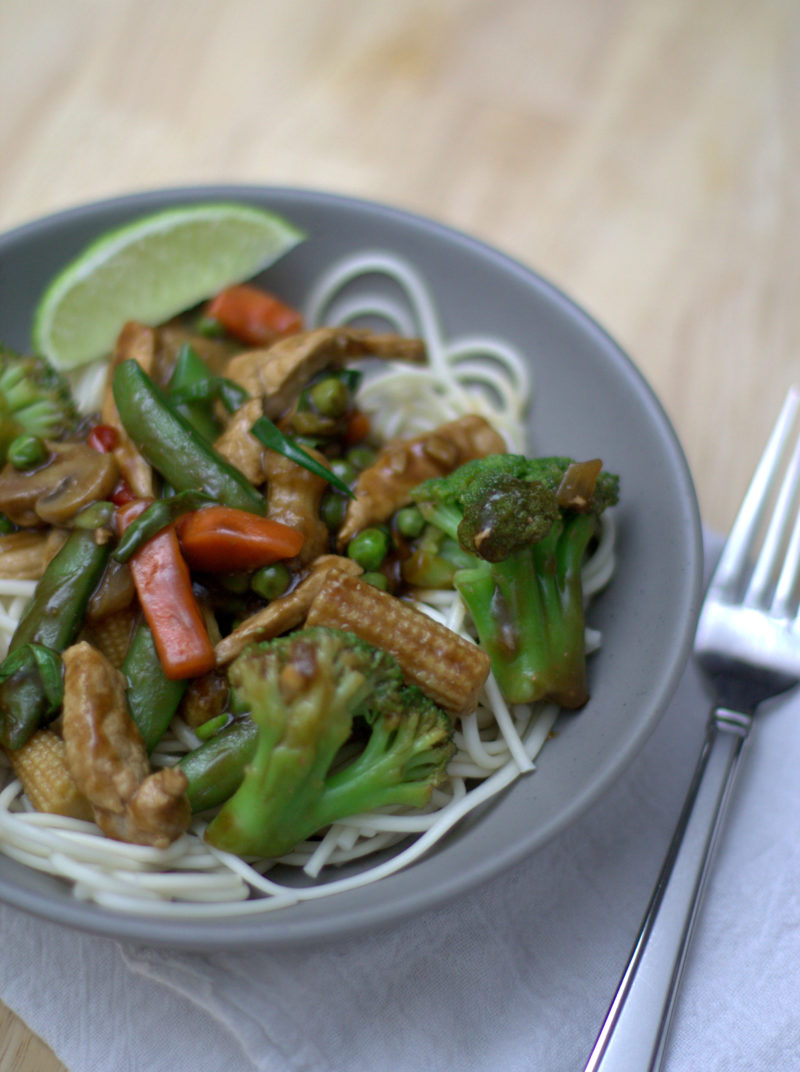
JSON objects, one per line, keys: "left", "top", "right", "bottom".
{"left": 205, "top": 662, "right": 371, "bottom": 858}
{"left": 420, "top": 501, "right": 462, "bottom": 543}
{"left": 454, "top": 513, "right": 598, "bottom": 708}
{"left": 317, "top": 716, "right": 437, "bottom": 823}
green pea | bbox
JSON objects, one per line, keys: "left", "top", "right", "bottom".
{"left": 346, "top": 444, "right": 377, "bottom": 471}
{"left": 346, "top": 527, "right": 390, "bottom": 571}
{"left": 394, "top": 505, "right": 426, "bottom": 539}
{"left": 251, "top": 562, "right": 291, "bottom": 601}
{"left": 308, "top": 376, "right": 349, "bottom": 419}
{"left": 7, "top": 435, "right": 48, "bottom": 470}
{"left": 218, "top": 572, "right": 252, "bottom": 595}
{"left": 361, "top": 571, "right": 389, "bottom": 591}
{"left": 329, "top": 458, "right": 357, "bottom": 486}
{"left": 0, "top": 515, "right": 14, "bottom": 536}
{"left": 194, "top": 315, "right": 226, "bottom": 338}
{"left": 320, "top": 490, "right": 348, "bottom": 531}
{"left": 194, "top": 713, "right": 231, "bottom": 741}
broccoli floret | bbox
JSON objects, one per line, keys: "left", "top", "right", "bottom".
{"left": 406, "top": 454, "right": 619, "bottom": 709}
{"left": 204, "top": 626, "right": 455, "bottom": 859}
{"left": 0, "top": 347, "right": 79, "bottom": 463}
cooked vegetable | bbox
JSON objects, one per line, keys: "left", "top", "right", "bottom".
{"left": 122, "top": 621, "right": 188, "bottom": 752}
{"left": 0, "top": 524, "right": 112, "bottom": 748}
{"left": 345, "top": 526, "right": 391, "bottom": 572}
{"left": 250, "top": 415, "right": 354, "bottom": 498}
{"left": 320, "top": 489, "right": 348, "bottom": 531}
{"left": 167, "top": 345, "right": 249, "bottom": 420}
{"left": 176, "top": 505, "right": 304, "bottom": 572}
{"left": 194, "top": 712, "right": 229, "bottom": 740}
{"left": 6, "top": 526, "right": 112, "bottom": 656}
{"left": 7, "top": 434, "right": 48, "bottom": 470}
{"left": 408, "top": 455, "right": 619, "bottom": 708}
{"left": 0, "top": 442, "right": 119, "bottom": 527}
{"left": 394, "top": 504, "right": 426, "bottom": 539}
{"left": 112, "top": 358, "right": 266, "bottom": 514}
{"left": 6, "top": 729, "right": 92, "bottom": 819}
{"left": 214, "top": 554, "right": 362, "bottom": 666}
{"left": 307, "top": 375, "right": 350, "bottom": 419}
{"left": 250, "top": 562, "right": 291, "bottom": 601}
{"left": 117, "top": 499, "right": 216, "bottom": 681}
{"left": 179, "top": 716, "right": 259, "bottom": 812}
{"left": 306, "top": 569, "right": 491, "bottom": 717}
{"left": 86, "top": 423, "right": 118, "bottom": 453}
{"left": 205, "top": 284, "right": 304, "bottom": 345}
{"left": 0, "top": 644, "right": 64, "bottom": 751}
{"left": 81, "top": 605, "right": 137, "bottom": 663}
{"left": 203, "top": 627, "right": 454, "bottom": 858}
{"left": 167, "top": 343, "right": 223, "bottom": 442}
{"left": 0, "top": 347, "right": 79, "bottom": 465}
{"left": 112, "top": 490, "right": 214, "bottom": 564}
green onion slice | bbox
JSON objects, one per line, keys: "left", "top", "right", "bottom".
{"left": 249, "top": 416, "right": 355, "bottom": 498}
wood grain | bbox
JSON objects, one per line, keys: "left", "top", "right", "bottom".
{"left": 1, "top": 0, "right": 799, "bottom": 1066}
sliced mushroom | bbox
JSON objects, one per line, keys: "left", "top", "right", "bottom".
{"left": 215, "top": 555, "right": 362, "bottom": 666}
{"left": 62, "top": 642, "right": 190, "bottom": 848}
{"left": 0, "top": 443, "right": 119, "bottom": 527}
{"left": 337, "top": 414, "right": 507, "bottom": 548}
{"left": 225, "top": 327, "right": 426, "bottom": 420}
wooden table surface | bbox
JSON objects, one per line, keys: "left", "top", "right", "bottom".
{"left": 1, "top": 0, "right": 799, "bottom": 1067}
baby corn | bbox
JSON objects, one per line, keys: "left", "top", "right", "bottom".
{"left": 7, "top": 730, "right": 93, "bottom": 820}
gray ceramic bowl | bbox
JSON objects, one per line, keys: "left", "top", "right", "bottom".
{"left": 0, "top": 186, "right": 703, "bottom": 949}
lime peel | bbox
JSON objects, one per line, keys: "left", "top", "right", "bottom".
{"left": 32, "top": 203, "right": 305, "bottom": 370}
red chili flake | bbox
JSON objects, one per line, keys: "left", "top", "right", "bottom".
{"left": 111, "top": 480, "right": 135, "bottom": 506}
{"left": 87, "top": 425, "right": 119, "bottom": 453}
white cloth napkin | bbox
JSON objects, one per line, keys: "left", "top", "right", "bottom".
{"left": 2, "top": 531, "right": 800, "bottom": 1072}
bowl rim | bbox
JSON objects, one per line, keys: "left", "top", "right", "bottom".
{"left": 0, "top": 184, "right": 704, "bottom": 949}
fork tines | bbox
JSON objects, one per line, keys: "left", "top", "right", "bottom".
{"left": 710, "top": 387, "right": 800, "bottom": 617}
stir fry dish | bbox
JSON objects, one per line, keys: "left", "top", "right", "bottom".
{"left": 0, "top": 238, "right": 619, "bottom": 913}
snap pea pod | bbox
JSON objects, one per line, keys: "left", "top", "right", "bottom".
{"left": 112, "top": 359, "right": 265, "bottom": 515}
{"left": 178, "top": 717, "right": 258, "bottom": 813}
{"left": 171, "top": 378, "right": 249, "bottom": 415}
{"left": 0, "top": 644, "right": 64, "bottom": 751}
{"left": 113, "top": 490, "right": 213, "bottom": 564}
{"left": 167, "top": 344, "right": 222, "bottom": 443}
{"left": 0, "top": 526, "right": 111, "bottom": 749}
{"left": 122, "top": 620, "right": 188, "bottom": 752}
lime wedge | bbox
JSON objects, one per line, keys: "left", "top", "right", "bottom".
{"left": 33, "top": 202, "right": 305, "bottom": 369}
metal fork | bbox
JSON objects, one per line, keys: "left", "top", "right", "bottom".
{"left": 584, "top": 387, "right": 800, "bottom": 1072}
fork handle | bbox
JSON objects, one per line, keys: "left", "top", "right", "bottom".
{"left": 583, "top": 707, "right": 752, "bottom": 1072}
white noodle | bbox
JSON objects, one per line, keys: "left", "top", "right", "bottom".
{"left": 0, "top": 249, "right": 616, "bottom": 916}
